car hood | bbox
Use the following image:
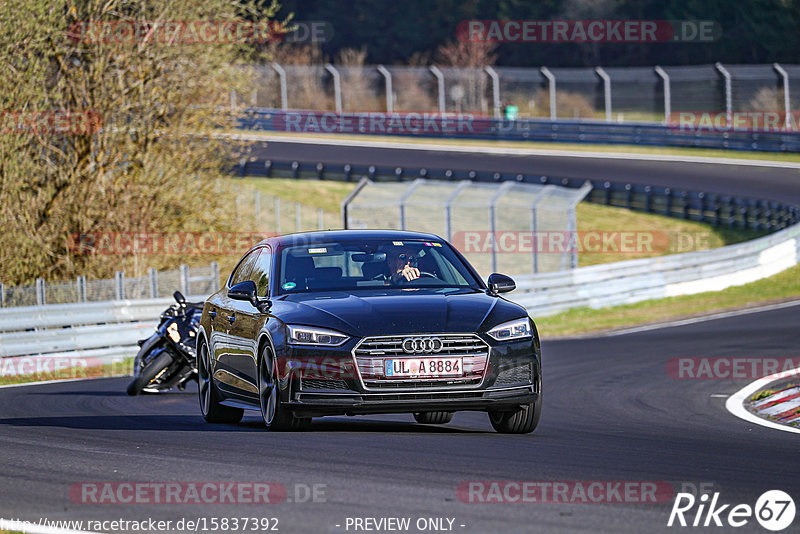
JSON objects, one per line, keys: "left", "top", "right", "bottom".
{"left": 275, "top": 288, "right": 527, "bottom": 337}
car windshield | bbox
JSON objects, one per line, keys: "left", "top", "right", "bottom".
{"left": 277, "top": 238, "right": 481, "bottom": 293}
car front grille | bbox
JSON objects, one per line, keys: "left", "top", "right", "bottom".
{"left": 353, "top": 334, "right": 489, "bottom": 391}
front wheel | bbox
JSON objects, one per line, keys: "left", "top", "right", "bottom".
{"left": 127, "top": 352, "right": 174, "bottom": 396}
{"left": 197, "top": 341, "right": 243, "bottom": 424}
{"left": 413, "top": 412, "right": 454, "bottom": 424}
{"left": 259, "top": 345, "right": 309, "bottom": 431}
{"left": 488, "top": 401, "right": 541, "bottom": 434}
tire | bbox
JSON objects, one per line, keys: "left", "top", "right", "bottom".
{"left": 488, "top": 400, "right": 541, "bottom": 434}
{"left": 197, "top": 341, "right": 243, "bottom": 424}
{"left": 413, "top": 411, "right": 454, "bottom": 424}
{"left": 259, "top": 344, "right": 309, "bottom": 431}
{"left": 127, "top": 352, "right": 174, "bottom": 396}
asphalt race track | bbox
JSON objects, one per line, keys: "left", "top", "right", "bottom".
{"left": 247, "top": 139, "right": 800, "bottom": 204}
{"left": 1, "top": 303, "right": 799, "bottom": 533}
{"left": 2, "top": 145, "right": 799, "bottom": 533}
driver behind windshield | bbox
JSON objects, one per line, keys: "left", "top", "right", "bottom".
{"left": 386, "top": 246, "right": 421, "bottom": 283}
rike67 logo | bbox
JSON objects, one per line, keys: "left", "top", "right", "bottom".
{"left": 668, "top": 490, "right": 795, "bottom": 531}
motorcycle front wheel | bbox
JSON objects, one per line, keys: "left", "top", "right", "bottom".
{"left": 126, "top": 351, "right": 174, "bottom": 396}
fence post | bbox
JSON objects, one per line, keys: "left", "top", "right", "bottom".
{"left": 654, "top": 66, "right": 671, "bottom": 123}
{"left": 773, "top": 63, "right": 791, "bottom": 128}
{"left": 484, "top": 66, "right": 501, "bottom": 119}
{"left": 0, "top": 283, "right": 4, "bottom": 308}
{"left": 77, "top": 275, "right": 87, "bottom": 302}
{"left": 148, "top": 268, "right": 158, "bottom": 298}
{"left": 540, "top": 67, "right": 557, "bottom": 120}
{"left": 377, "top": 65, "right": 393, "bottom": 113}
{"left": 429, "top": 66, "right": 446, "bottom": 113}
{"left": 325, "top": 64, "right": 343, "bottom": 113}
{"left": 274, "top": 196, "right": 281, "bottom": 234}
{"left": 272, "top": 63, "right": 288, "bottom": 111}
{"left": 595, "top": 67, "right": 612, "bottom": 122}
{"left": 211, "top": 262, "right": 220, "bottom": 291}
{"left": 115, "top": 271, "right": 124, "bottom": 300}
{"left": 180, "top": 264, "right": 190, "bottom": 296}
{"left": 715, "top": 62, "right": 732, "bottom": 126}
{"left": 35, "top": 278, "right": 46, "bottom": 305}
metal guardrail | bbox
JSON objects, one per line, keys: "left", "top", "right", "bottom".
{"left": 0, "top": 297, "right": 206, "bottom": 373}
{"left": 235, "top": 159, "right": 800, "bottom": 233}
{"left": 237, "top": 108, "right": 800, "bottom": 152}
{"left": 512, "top": 223, "right": 800, "bottom": 316}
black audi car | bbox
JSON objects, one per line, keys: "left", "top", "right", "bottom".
{"left": 196, "top": 230, "right": 541, "bottom": 433}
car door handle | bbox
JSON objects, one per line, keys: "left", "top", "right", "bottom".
{"left": 228, "top": 314, "right": 236, "bottom": 324}
{"left": 209, "top": 311, "right": 217, "bottom": 319}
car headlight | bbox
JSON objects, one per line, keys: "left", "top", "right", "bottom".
{"left": 487, "top": 318, "right": 532, "bottom": 341}
{"left": 287, "top": 325, "right": 349, "bottom": 346}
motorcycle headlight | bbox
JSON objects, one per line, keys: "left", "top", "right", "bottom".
{"left": 487, "top": 318, "right": 532, "bottom": 341}
{"left": 287, "top": 325, "right": 349, "bottom": 347}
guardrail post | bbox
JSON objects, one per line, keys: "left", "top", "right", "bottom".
{"left": 540, "top": 67, "right": 557, "bottom": 120}
{"left": 664, "top": 188, "right": 672, "bottom": 216}
{"left": 264, "top": 160, "right": 272, "bottom": 177}
{"left": 325, "top": 64, "right": 342, "bottom": 114}
{"left": 344, "top": 164, "right": 352, "bottom": 182}
{"left": 644, "top": 186, "right": 653, "bottom": 212}
{"left": 377, "top": 65, "right": 393, "bottom": 113}
{"left": 180, "top": 265, "right": 189, "bottom": 296}
{"left": 316, "top": 162, "right": 325, "bottom": 180}
{"left": 698, "top": 193, "right": 706, "bottom": 223}
{"left": 211, "top": 262, "right": 220, "bottom": 291}
{"left": 148, "top": 268, "right": 158, "bottom": 298}
{"left": 271, "top": 63, "right": 288, "bottom": 111}
{"left": 595, "top": 67, "right": 612, "bottom": 122}
{"left": 77, "top": 275, "right": 87, "bottom": 302}
{"left": 654, "top": 66, "right": 671, "bottom": 123}
{"left": 114, "top": 271, "right": 124, "bottom": 300}
{"left": 429, "top": 66, "right": 446, "bottom": 114}
{"left": 681, "top": 192, "right": 690, "bottom": 219}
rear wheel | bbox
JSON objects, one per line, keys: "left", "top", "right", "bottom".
{"left": 488, "top": 400, "right": 541, "bottom": 434}
{"left": 127, "top": 352, "right": 174, "bottom": 396}
{"left": 413, "top": 411, "right": 454, "bottom": 424}
{"left": 198, "top": 341, "right": 243, "bottom": 424}
{"left": 259, "top": 344, "right": 309, "bottom": 431}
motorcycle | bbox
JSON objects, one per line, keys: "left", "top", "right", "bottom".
{"left": 126, "top": 291, "right": 202, "bottom": 396}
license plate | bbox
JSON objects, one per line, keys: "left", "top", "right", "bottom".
{"left": 384, "top": 358, "right": 462, "bottom": 378}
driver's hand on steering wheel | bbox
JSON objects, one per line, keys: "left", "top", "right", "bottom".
{"left": 394, "top": 264, "right": 420, "bottom": 281}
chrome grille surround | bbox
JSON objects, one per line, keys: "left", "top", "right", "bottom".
{"left": 352, "top": 333, "right": 490, "bottom": 391}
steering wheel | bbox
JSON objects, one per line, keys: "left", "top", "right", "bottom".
{"left": 417, "top": 271, "right": 438, "bottom": 279}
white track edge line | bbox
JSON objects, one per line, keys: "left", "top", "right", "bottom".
{"left": 725, "top": 366, "right": 800, "bottom": 435}
{"left": 229, "top": 133, "right": 800, "bottom": 169}
{"left": 0, "top": 374, "right": 128, "bottom": 390}
{"left": 0, "top": 518, "right": 103, "bottom": 534}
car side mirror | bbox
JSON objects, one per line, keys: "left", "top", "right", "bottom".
{"left": 228, "top": 281, "right": 271, "bottom": 313}
{"left": 487, "top": 273, "right": 516, "bottom": 295}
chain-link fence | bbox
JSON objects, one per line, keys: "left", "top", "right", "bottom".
{"left": 0, "top": 263, "right": 220, "bottom": 308}
{"left": 343, "top": 178, "right": 592, "bottom": 277}
{"left": 242, "top": 63, "right": 798, "bottom": 123}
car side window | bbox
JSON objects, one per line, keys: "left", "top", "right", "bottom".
{"left": 229, "top": 248, "right": 262, "bottom": 287}
{"left": 251, "top": 248, "right": 272, "bottom": 297}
